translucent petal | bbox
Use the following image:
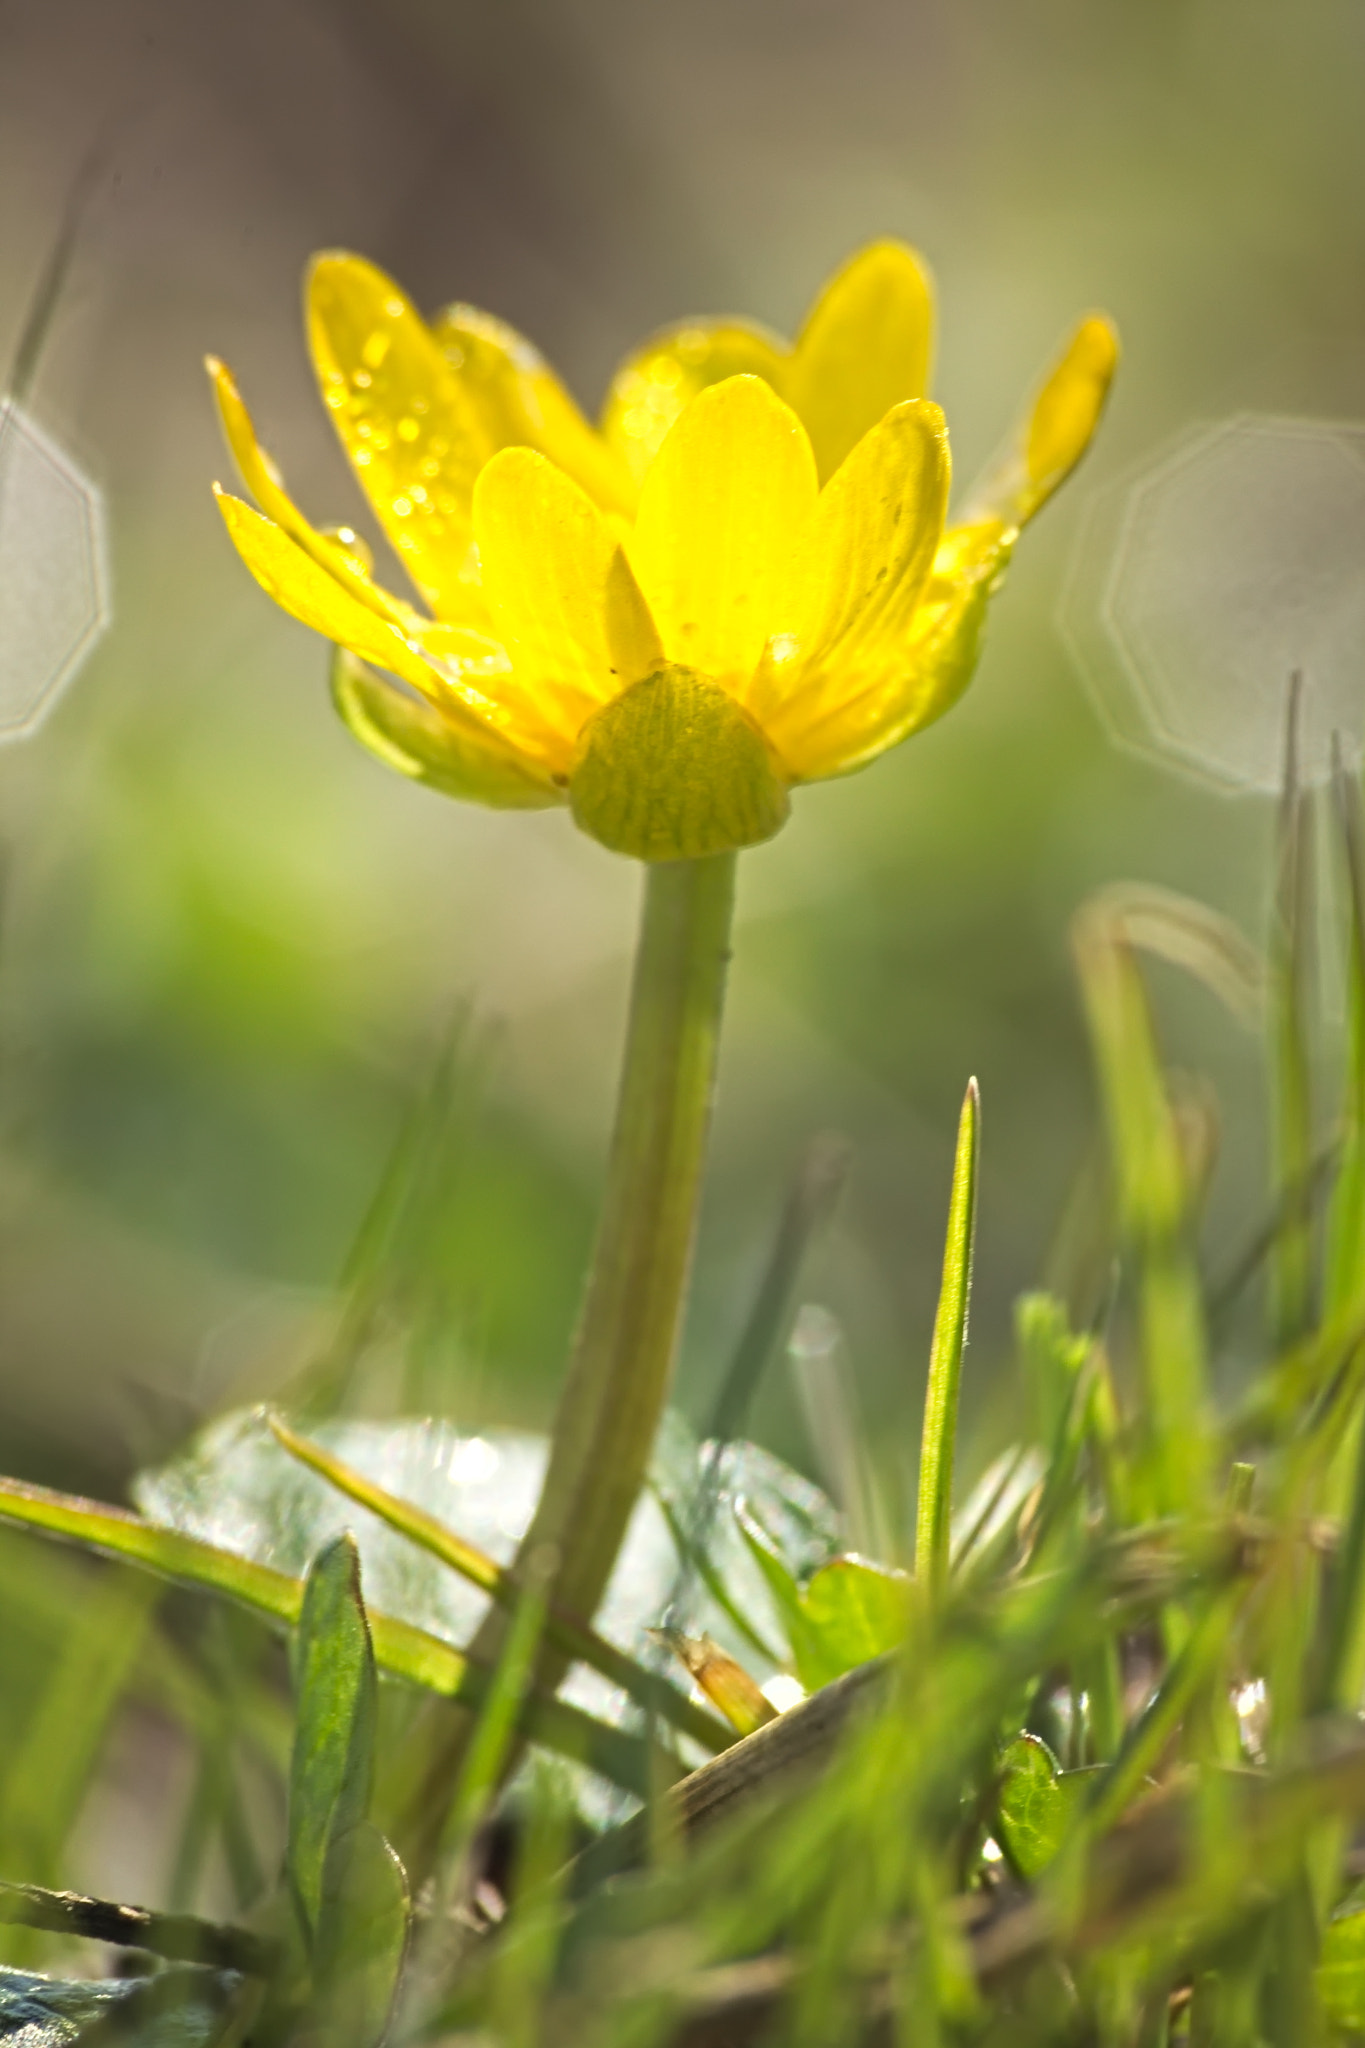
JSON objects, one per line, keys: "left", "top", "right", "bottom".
{"left": 307, "top": 253, "right": 493, "bottom": 622}
{"left": 330, "top": 647, "right": 562, "bottom": 809}
{"left": 214, "top": 487, "right": 532, "bottom": 751}
{"left": 630, "top": 376, "right": 818, "bottom": 685}
{"left": 963, "top": 314, "right": 1119, "bottom": 529}
{"left": 784, "top": 241, "right": 935, "bottom": 483}
{"left": 474, "top": 447, "right": 656, "bottom": 751}
{"left": 207, "top": 355, "right": 414, "bottom": 630}
{"left": 772, "top": 521, "right": 1013, "bottom": 781}
{"left": 601, "top": 321, "right": 788, "bottom": 488}
{"left": 431, "top": 303, "right": 636, "bottom": 516}
{"left": 745, "top": 399, "right": 949, "bottom": 729}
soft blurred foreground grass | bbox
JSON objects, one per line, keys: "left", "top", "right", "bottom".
{"left": 0, "top": 703, "right": 1364, "bottom": 2043}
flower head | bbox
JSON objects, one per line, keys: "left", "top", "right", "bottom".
{"left": 210, "top": 243, "right": 1116, "bottom": 861}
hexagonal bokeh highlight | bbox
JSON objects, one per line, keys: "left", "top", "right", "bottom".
{"left": 1059, "top": 416, "right": 1365, "bottom": 793}
{"left": 0, "top": 400, "right": 110, "bottom": 738}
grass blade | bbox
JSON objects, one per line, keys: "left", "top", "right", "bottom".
{"left": 1072, "top": 890, "right": 1214, "bottom": 1516}
{"left": 915, "top": 1078, "right": 981, "bottom": 1591}
{"left": 266, "top": 1413, "right": 730, "bottom": 1756}
{"left": 288, "top": 1536, "right": 377, "bottom": 1943}
{"left": 0, "top": 1470, "right": 667, "bottom": 1799}
{"left": 1270, "top": 674, "right": 1316, "bottom": 1347}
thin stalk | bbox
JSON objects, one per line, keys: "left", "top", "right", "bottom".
{"left": 396, "top": 855, "right": 737, "bottom": 1872}
{"left": 503, "top": 850, "right": 737, "bottom": 1634}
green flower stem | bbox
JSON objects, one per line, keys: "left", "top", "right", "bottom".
{"left": 509, "top": 850, "right": 737, "bottom": 1633}
{"left": 397, "top": 854, "right": 736, "bottom": 1878}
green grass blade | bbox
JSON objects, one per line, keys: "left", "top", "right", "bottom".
{"left": 0, "top": 1470, "right": 664, "bottom": 1799}
{"left": 441, "top": 1548, "right": 553, "bottom": 1867}
{"left": 288, "top": 1536, "right": 377, "bottom": 1943}
{"left": 0, "top": 1567, "right": 157, "bottom": 1894}
{"left": 1270, "top": 674, "right": 1316, "bottom": 1347}
{"left": 915, "top": 1078, "right": 980, "bottom": 1592}
{"left": 267, "top": 1414, "right": 730, "bottom": 1756}
{"left": 1327, "top": 740, "right": 1365, "bottom": 1321}
{"left": 1072, "top": 890, "right": 1216, "bottom": 1516}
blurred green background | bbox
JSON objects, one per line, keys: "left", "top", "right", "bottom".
{"left": 0, "top": 0, "right": 1360, "bottom": 1512}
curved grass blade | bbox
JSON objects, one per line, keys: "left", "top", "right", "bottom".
{"left": 266, "top": 1413, "right": 730, "bottom": 1757}
{"left": 1072, "top": 891, "right": 1216, "bottom": 1516}
{"left": 0, "top": 1471, "right": 664, "bottom": 1799}
{"left": 915, "top": 1079, "right": 980, "bottom": 1592}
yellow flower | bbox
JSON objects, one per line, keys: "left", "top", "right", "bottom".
{"left": 209, "top": 242, "right": 1116, "bottom": 862}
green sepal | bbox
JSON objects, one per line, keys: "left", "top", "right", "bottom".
{"left": 330, "top": 647, "right": 560, "bottom": 811}
{"left": 570, "top": 664, "right": 789, "bottom": 861}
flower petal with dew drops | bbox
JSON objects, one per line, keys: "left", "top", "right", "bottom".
{"left": 784, "top": 241, "right": 935, "bottom": 484}
{"left": 214, "top": 489, "right": 546, "bottom": 780}
{"left": 775, "top": 522, "right": 1012, "bottom": 782}
{"left": 601, "top": 320, "right": 788, "bottom": 490}
{"left": 307, "top": 253, "right": 495, "bottom": 624}
{"left": 630, "top": 376, "right": 818, "bottom": 686}
{"left": 474, "top": 448, "right": 660, "bottom": 762}
{"left": 963, "top": 314, "right": 1118, "bottom": 530}
{"left": 746, "top": 398, "right": 949, "bottom": 734}
{"left": 431, "top": 302, "right": 636, "bottom": 518}
{"left": 208, "top": 355, "right": 417, "bottom": 632}
{"left": 330, "top": 647, "right": 561, "bottom": 808}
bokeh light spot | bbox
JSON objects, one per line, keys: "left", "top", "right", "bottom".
{"left": 1059, "top": 416, "right": 1365, "bottom": 792}
{"left": 0, "top": 400, "right": 110, "bottom": 738}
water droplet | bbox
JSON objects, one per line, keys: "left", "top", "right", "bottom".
{"left": 397, "top": 416, "right": 420, "bottom": 443}
{"left": 383, "top": 296, "right": 405, "bottom": 319}
{"left": 362, "top": 331, "right": 391, "bottom": 371}
{"left": 392, "top": 496, "right": 413, "bottom": 518}
{"left": 352, "top": 368, "right": 373, "bottom": 390}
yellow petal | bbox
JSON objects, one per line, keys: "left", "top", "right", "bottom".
{"left": 207, "top": 355, "right": 415, "bottom": 631}
{"left": 784, "top": 241, "right": 935, "bottom": 483}
{"left": 630, "top": 376, "right": 818, "bottom": 684}
{"left": 474, "top": 447, "right": 659, "bottom": 755}
{"left": 307, "top": 253, "right": 493, "bottom": 622}
{"left": 964, "top": 314, "right": 1119, "bottom": 528}
{"left": 746, "top": 399, "right": 949, "bottom": 731}
{"left": 214, "top": 488, "right": 546, "bottom": 775}
{"left": 431, "top": 303, "right": 636, "bottom": 516}
{"left": 330, "top": 647, "right": 561, "bottom": 809}
{"left": 776, "top": 521, "right": 1012, "bottom": 781}
{"left": 600, "top": 320, "right": 789, "bottom": 488}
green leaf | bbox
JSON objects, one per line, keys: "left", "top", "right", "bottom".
{"left": 268, "top": 1414, "right": 729, "bottom": 1756}
{"left": 313, "top": 1821, "right": 410, "bottom": 2048}
{"left": 995, "top": 1733, "right": 1091, "bottom": 1880}
{"left": 1319, "top": 1905, "right": 1365, "bottom": 2035}
{"left": 796, "top": 1557, "right": 911, "bottom": 1692}
{"left": 288, "top": 1536, "right": 377, "bottom": 1943}
{"left": 915, "top": 1078, "right": 981, "bottom": 1591}
{"left": 0, "top": 1963, "right": 244, "bottom": 2048}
